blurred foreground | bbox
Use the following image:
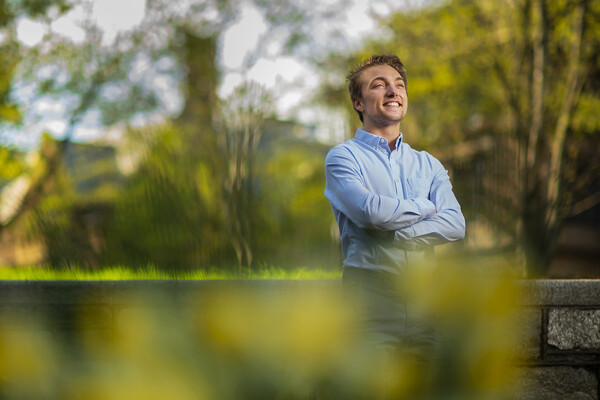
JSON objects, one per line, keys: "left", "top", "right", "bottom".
{"left": 0, "top": 261, "right": 526, "bottom": 400}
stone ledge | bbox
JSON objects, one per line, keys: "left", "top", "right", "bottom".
{"left": 517, "top": 280, "right": 600, "bottom": 307}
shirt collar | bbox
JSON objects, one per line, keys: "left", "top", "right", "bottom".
{"left": 354, "top": 129, "right": 403, "bottom": 151}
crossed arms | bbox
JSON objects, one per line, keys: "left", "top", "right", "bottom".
{"left": 324, "top": 148, "right": 465, "bottom": 250}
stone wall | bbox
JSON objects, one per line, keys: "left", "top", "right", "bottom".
{"left": 0, "top": 279, "right": 598, "bottom": 399}
{"left": 517, "top": 280, "right": 600, "bottom": 400}
{"left": 520, "top": 280, "right": 600, "bottom": 400}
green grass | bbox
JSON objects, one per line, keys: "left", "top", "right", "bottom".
{"left": 0, "top": 265, "right": 342, "bottom": 281}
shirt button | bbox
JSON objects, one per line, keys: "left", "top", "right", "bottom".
{"left": 380, "top": 138, "right": 386, "bottom": 143}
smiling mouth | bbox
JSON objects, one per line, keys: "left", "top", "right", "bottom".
{"left": 384, "top": 101, "right": 401, "bottom": 107}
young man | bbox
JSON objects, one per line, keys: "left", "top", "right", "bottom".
{"left": 324, "top": 55, "right": 465, "bottom": 354}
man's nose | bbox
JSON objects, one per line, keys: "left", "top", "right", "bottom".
{"left": 387, "top": 85, "right": 399, "bottom": 96}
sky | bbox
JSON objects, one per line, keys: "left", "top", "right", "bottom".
{"left": 10, "top": 0, "right": 404, "bottom": 147}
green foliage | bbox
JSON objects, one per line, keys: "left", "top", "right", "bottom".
{"left": 102, "top": 123, "right": 231, "bottom": 269}
{"left": 27, "top": 172, "right": 81, "bottom": 266}
{"left": 7, "top": 6, "right": 173, "bottom": 142}
{"left": 572, "top": 93, "right": 600, "bottom": 136}
{"left": 97, "top": 84, "right": 160, "bottom": 127}
{"left": 0, "top": 147, "right": 24, "bottom": 181}
{"left": 0, "top": 0, "right": 74, "bottom": 128}
{"left": 260, "top": 141, "right": 334, "bottom": 265}
{"left": 1, "top": 19, "right": 339, "bottom": 271}
{"left": 5, "top": 134, "right": 124, "bottom": 267}
{"left": 99, "top": 117, "right": 337, "bottom": 271}
{"left": 0, "top": 39, "right": 22, "bottom": 127}
{"left": 8, "top": 0, "right": 72, "bottom": 18}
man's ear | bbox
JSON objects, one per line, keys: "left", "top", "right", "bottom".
{"left": 352, "top": 98, "right": 364, "bottom": 112}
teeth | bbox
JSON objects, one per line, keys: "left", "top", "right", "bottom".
{"left": 385, "top": 102, "right": 400, "bottom": 106}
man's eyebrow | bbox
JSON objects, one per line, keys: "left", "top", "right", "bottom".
{"left": 369, "top": 76, "right": 404, "bottom": 84}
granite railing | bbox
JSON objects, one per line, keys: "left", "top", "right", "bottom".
{"left": 0, "top": 279, "right": 598, "bottom": 399}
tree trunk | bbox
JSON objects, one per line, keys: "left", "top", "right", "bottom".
{"left": 546, "top": 1, "right": 585, "bottom": 230}
{"left": 527, "top": 0, "right": 545, "bottom": 172}
{"left": 525, "top": 0, "right": 586, "bottom": 276}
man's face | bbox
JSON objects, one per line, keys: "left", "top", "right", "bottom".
{"left": 353, "top": 64, "right": 408, "bottom": 129}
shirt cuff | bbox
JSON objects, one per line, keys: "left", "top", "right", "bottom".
{"left": 413, "top": 198, "right": 436, "bottom": 220}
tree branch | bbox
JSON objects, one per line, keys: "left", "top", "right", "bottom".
{"left": 566, "top": 191, "right": 600, "bottom": 218}
{"left": 546, "top": 0, "right": 586, "bottom": 227}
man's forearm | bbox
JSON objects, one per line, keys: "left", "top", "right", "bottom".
{"left": 392, "top": 209, "right": 465, "bottom": 250}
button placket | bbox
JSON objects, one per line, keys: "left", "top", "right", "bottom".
{"left": 391, "top": 160, "right": 400, "bottom": 196}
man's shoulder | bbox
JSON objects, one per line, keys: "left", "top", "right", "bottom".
{"left": 400, "top": 142, "right": 444, "bottom": 167}
{"left": 332, "top": 137, "right": 359, "bottom": 149}
{"left": 326, "top": 139, "right": 361, "bottom": 157}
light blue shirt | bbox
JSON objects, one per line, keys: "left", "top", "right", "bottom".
{"left": 324, "top": 129, "right": 465, "bottom": 274}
